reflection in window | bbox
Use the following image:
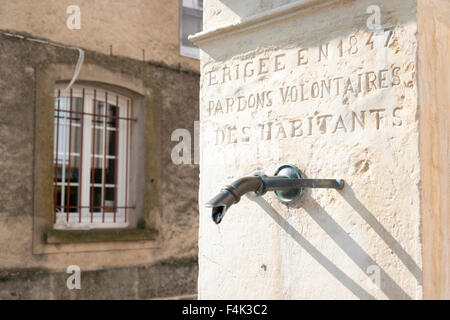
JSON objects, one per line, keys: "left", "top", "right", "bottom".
{"left": 180, "top": 0, "right": 203, "bottom": 59}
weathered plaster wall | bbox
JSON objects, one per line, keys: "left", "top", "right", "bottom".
{"left": 0, "top": 257, "right": 197, "bottom": 299}
{"left": 0, "top": 34, "right": 199, "bottom": 298}
{"left": 195, "top": 0, "right": 423, "bottom": 299}
{"left": 0, "top": 0, "right": 199, "bottom": 72}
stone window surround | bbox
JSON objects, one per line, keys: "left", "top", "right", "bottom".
{"left": 33, "top": 63, "right": 162, "bottom": 255}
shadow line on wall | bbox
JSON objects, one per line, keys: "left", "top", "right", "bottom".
{"left": 338, "top": 186, "right": 423, "bottom": 285}
{"left": 303, "top": 197, "right": 412, "bottom": 300}
{"left": 248, "top": 194, "right": 376, "bottom": 300}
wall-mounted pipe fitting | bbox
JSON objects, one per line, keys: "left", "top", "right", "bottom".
{"left": 205, "top": 165, "right": 344, "bottom": 224}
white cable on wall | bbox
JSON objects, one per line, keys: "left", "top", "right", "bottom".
{"left": 0, "top": 30, "right": 84, "bottom": 91}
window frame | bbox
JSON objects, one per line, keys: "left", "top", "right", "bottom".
{"left": 53, "top": 84, "right": 132, "bottom": 230}
{"left": 33, "top": 64, "right": 161, "bottom": 252}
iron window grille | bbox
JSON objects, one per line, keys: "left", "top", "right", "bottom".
{"left": 53, "top": 85, "right": 135, "bottom": 229}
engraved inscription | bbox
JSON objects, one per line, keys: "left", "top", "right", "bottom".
{"left": 214, "top": 107, "right": 403, "bottom": 145}
{"left": 205, "top": 32, "right": 398, "bottom": 87}
{"left": 203, "top": 30, "right": 413, "bottom": 145}
{"left": 207, "top": 65, "right": 402, "bottom": 116}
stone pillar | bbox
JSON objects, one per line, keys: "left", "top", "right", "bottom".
{"left": 190, "top": 0, "right": 449, "bottom": 299}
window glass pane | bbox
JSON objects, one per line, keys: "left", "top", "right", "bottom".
{"left": 72, "top": 97, "right": 83, "bottom": 125}
{"left": 91, "top": 163, "right": 103, "bottom": 184}
{"left": 93, "top": 101, "right": 105, "bottom": 126}
{"left": 66, "top": 155, "right": 81, "bottom": 183}
{"left": 69, "top": 126, "right": 82, "bottom": 155}
{"left": 55, "top": 155, "right": 80, "bottom": 209}
{"left": 64, "top": 184, "right": 79, "bottom": 212}
{"left": 107, "top": 104, "right": 118, "bottom": 128}
{"left": 105, "top": 158, "right": 116, "bottom": 184}
{"left": 180, "top": 0, "right": 203, "bottom": 59}
{"left": 73, "top": 97, "right": 82, "bottom": 112}
{"left": 54, "top": 108, "right": 82, "bottom": 160}
{"left": 54, "top": 122, "right": 64, "bottom": 158}
{"left": 55, "top": 96, "right": 82, "bottom": 125}
{"left": 57, "top": 97, "right": 70, "bottom": 114}
{"left": 55, "top": 187, "right": 80, "bottom": 213}
{"left": 69, "top": 97, "right": 83, "bottom": 125}
{"left": 55, "top": 185, "right": 62, "bottom": 211}
{"left": 54, "top": 93, "right": 82, "bottom": 216}
{"left": 107, "top": 130, "right": 117, "bottom": 156}
{"left": 92, "top": 128, "right": 104, "bottom": 157}
{"left": 105, "top": 187, "right": 115, "bottom": 212}
{"left": 90, "top": 187, "right": 102, "bottom": 212}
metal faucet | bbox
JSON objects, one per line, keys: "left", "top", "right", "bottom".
{"left": 206, "top": 165, "right": 344, "bottom": 224}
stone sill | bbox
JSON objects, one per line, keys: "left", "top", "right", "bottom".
{"left": 43, "top": 228, "right": 158, "bottom": 244}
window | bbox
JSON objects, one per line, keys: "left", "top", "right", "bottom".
{"left": 53, "top": 85, "right": 134, "bottom": 230}
{"left": 180, "top": 0, "right": 203, "bottom": 59}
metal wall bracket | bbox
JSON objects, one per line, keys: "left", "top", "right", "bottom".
{"left": 269, "top": 164, "right": 344, "bottom": 204}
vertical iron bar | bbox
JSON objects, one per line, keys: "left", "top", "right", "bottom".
{"left": 60, "top": 100, "right": 67, "bottom": 218}
{"left": 53, "top": 90, "right": 61, "bottom": 223}
{"left": 90, "top": 89, "right": 97, "bottom": 223}
{"left": 78, "top": 88, "right": 85, "bottom": 223}
{"left": 113, "top": 95, "right": 119, "bottom": 223}
{"left": 66, "top": 88, "right": 73, "bottom": 222}
{"left": 102, "top": 91, "right": 108, "bottom": 223}
{"left": 125, "top": 99, "right": 130, "bottom": 223}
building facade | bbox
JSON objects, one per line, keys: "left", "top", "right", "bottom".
{"left": 0, "top": 0, "right": 201, "bottom": 299}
